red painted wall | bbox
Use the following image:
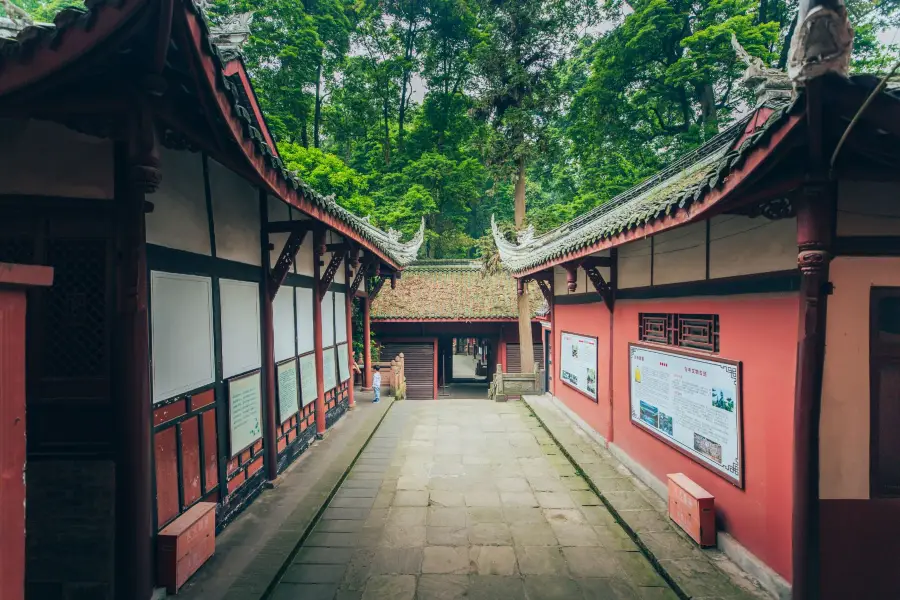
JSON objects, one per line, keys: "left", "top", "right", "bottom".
{"left": 553, "top": 294, "right": 798, "bottom": 582}
{"left": 554, "top": 303, "right": 612, "bottom": 440}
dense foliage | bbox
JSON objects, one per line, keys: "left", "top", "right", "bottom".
{"left": 8, "top": 0, "right": 900, "bottom": 256}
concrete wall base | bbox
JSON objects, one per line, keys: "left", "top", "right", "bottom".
{"left": 544, "top": 393, "right": 792, "bottom": 600}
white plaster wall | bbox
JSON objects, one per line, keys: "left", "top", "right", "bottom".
{"left": 652, "top": 221, "right": 706, "bottom": 285}
{"left": 322, "top": 290, "right": 335, "bottom": 347}
{"left": 837, "top": 180, "right": 900, "bottom": 236}
{"left": 0, "top": 118, "right": 113, "bottom": 199}
{"left": 220, "top": 279, "right": 262, "bottom": 378}
{"left": 820, "top": 256, "right": 900, "bottom": 499}
{"left": 709, "top": 215, "right": 796, "bottom": 279}
{"left": 209, "top": 158, "right": 261, "bottom": 266}
{"left": 332, "top": 234, "right": 346, "bottom": 284}
{"left": 296, "top": 287, "right": 315, "bottom": 354}
{"left": 150, "top": 272, "right": 215, "bottom": 403}
{"left": 147, "top": 148, "right": 211, "bottom": 255}
{"left": 335, "top": 292, "right": 348, "bottom": 343}
{"left": 268, "top": 194, "right": 291, "bottom": 269}
{"left": 273, "top": 286, "right": 296, "bottom": 362}
{"left": 295, "top": 230, "right": 315, "bottom": 276}
{"left": 618, "top": 238, "right": 652, "bottom": 288}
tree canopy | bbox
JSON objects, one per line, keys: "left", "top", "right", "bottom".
{"left": 8, "top": 0, "right": 900, "bottom": 257}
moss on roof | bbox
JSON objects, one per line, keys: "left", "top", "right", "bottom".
{"left": 371, "top": 260, "right": 545, "bottom": 320}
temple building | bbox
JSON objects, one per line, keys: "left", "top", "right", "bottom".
{"left": 0, "top": 1, "right": 422, "bottom": 598}
{"left": 370, "top": 260, "right": 546, "bottom": 398}
{"left": 493, "top": 67, "right": 900, "bottom": 600}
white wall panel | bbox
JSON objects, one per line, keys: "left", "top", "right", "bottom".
{"left": 335, "top": 292, "right": 348, "bottom": 343}
{"left": 273, "top": 287, "right": 296, "bottom": 362}
{"left": 150, "top": 272, "right": 215, "bottom": 403}
{"left": 296, "top": 287, "right": 315, "bottom": 354}
{"left": 322, "top": 291, "right": 335, "bottom": 347}
{"left": 837, "top": 180, "right": 900, "bottom": 236}
{"left": 209, "top": 158, "right": 261, "bottom": 266}
{"left": 0, "top": 118, "right": 113, "bottom": 199}
{"left": 618, "top": 239, "right": 652, "bottom": 288}
{"left": 147, "top": 148, "right": 211, "bottom": 255}
{"left": 709, "top": 215, "right": 796, "bottom": 279}
{"left": 652, "top": 222, "right": 707, "bottom": 285}
{"left": 295, "top": 230, "right": 315, "bottom": 276}
{"left": 220, "top": 279, "right": 262, "bottom": 378}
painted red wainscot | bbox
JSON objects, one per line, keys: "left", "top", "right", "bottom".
{"left": 553, "top": 303, "right": 612, "bottom": 439}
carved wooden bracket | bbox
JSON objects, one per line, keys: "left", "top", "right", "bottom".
{"left": 349, "top": 254, "right": 375, "bottom": 297}
{"left": 269, "top": 229, "right": 307, "bottom": 298}
{"left": 319, "top": 251, "right": 344, "bottom": 300}
{"left": 536, "top": 279, "right": 553, "bottom": 307}
{"left": 583, "top": 265, "right": 614, "bottom": 312}
{"left": 369, "top": 276, "right": 387, "bottom": 301}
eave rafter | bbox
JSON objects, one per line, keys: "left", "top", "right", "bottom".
{"left": 349, "top": 253, "right": 375, "bottom": 297}
{"left": 369, "top": 276, "right": 387, "bottom": 301}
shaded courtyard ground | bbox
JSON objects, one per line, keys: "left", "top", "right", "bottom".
{"left": 270, "top": 400, "right": 683, "bottom": 599}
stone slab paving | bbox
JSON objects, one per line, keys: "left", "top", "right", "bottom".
{"left": 523, "top": 395, "right": 771, "bottom": 600}
{"left": 268, "top": 399, "right": 702, "bottom": 600}
{"left": 179, "top": 393, "right": 392, "bottom": 600}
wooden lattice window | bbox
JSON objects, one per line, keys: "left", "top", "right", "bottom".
{"left": 639, "top": 313, "right": 719, "bottom": 352}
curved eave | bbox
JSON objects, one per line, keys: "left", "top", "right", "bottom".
{"left": 182, "top": 7, "right": 417, "bottom": 270}
{"left": 0, "top": 0, "right": 148, "bottom": 97}
{"left": 497, "top": 113, "right": 803, "bottom": 279}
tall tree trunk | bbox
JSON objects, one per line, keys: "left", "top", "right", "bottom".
{"left": 514, "top": 157, "right": 535, "bottom": 374}
{"left": 779, "top": 14, "right": 798, "bottom": 69}
{"left": 383, "top": 101, "right": 391, "bottom": 165}
{"left": 698, "top": 83, "right": 717, "bottom": 135}
{"left": 314, "top": 55, "right": 323, "bottom": 149}
{"left": 399, "top": 76, "right": 408, "bottom": 153}
{"left": 301, "top": 117, "right": 309, "bottom": 148}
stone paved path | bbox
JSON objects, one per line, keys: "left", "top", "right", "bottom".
{"left": 269, "top": 400, "right": 679, "bottom": 599}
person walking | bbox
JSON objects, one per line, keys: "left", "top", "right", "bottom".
{"left": 372, "top": 365, "right": 381, "bottom": 403}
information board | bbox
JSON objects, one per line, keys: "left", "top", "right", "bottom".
{"left": 277, "top": 360, "right": 299, "bottom": 424}
{"left": 629, "top": 343, "right": 743, "bottom": 486}
{"left": 299, "top": 353, "right": 317, "bottom": 407}
{"left": 228, "top": 371, "right": 262, "bottom": 456}
{"left": 559, "top": 332, "right": 598, "bottom": 401}
{"left": 337, "top": 343, "right": 350, "bottom": 382}
{"left": 323, "top": 347, "right": 337, "bottom": 391}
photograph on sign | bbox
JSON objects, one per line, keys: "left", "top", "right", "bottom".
{"left": 559, "top": 332, "right": 598, "bottom": 401}
{"left": 299, "top": 353, "right": 317, "bottom": 407}
{"left": 276, "top": 359, "right": 299, "bottom": 424}
{"left": 323, "top": 347, "right": 337, "bottom": 391}
{"left": 228, "top": 371, "right": 262, "bottom": 456}
{"left": 629, "top": 343, "right": 743, "bottom": 486}
{"left": 337, "top": 343, "right": 351, "bottom": 382}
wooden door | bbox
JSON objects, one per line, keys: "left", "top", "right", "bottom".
{"left": 506, "top": 343, "right": 544, "bottom": 374}
{"left": 381, "top": 342, "right": 435, "bottom": 400}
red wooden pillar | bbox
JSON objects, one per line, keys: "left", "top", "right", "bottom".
{"left": 0, "top": 264, "right": 53, "bottom": 600}
{"left": 345, "top": 260, "right": 355, "bottom": 408}
{"left": 259, "top": 192, "right": 278, "bottom": 480}
{"left": 792, "top": 182, "right": 835, "bottom": 600}
{"left": 363, "top": 296, "right": 372, "bottom": 390}
{"left": 313, "top": 229, "right": 326, "bottom": 437}
{"left": 116, "top": 125, "right": 155, "bottom": 600}
{"left": 433, "top": 338, "right": 439, "bottom": 400}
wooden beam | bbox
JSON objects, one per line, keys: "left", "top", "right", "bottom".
{"left": 535, "top": 279, "right": 553, "bottom": 307}
{"left": 269, "top": 229, "right": 307, "bottom": 298}
{"left": 325, "top": 242, "right": 349, "bottom": 253}
{"left": 349, "top": 254, "right": 375, "bottom": 297}
{"left": 580, "top": 256, "right": 612, "bottom": 269}
{"left": 266, "top": 220, "right": 315, "bottom": 234}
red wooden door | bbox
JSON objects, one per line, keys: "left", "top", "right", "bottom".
{"left": 0, "top": 288, "right": 27, "bottom": 600}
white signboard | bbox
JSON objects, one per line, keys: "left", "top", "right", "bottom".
{"left": 299, "top": 353, "right": 317, "bottom": 407}
{"left": 629, "top": 343, "right": 743, "bottom": 486}
{"left": 229, "top": 372, "right": 262, "bottom": 456}
{"left": 559, "top": 332, "right": 598, "bottom": 401}
{"left": 337, "top": 343, "right": 351, "bottom": 382}
{"left": 277, "top": 360, "right": 299, "bottom": 424}
{"left": 323, "top": 347, "right": 337, "bottom": 391}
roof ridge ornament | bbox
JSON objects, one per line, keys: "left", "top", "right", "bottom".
{"left": 195, "top": 1, "right": 253, "bottom": 55}
{"left": 730, "top": 34, "right": 793, "bottom": 104}
{"left": 787, "top": 0, "right": 853, "bottom": 84}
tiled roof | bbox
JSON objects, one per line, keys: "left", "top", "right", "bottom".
{"left": 371, "top": 260, "right": 545, "bottom": 320}
{"left": 492, "top": 98, "right": 801, "bottom": 275}
{"left": 0, "top": 0, "right": 424, "bottom": 267}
